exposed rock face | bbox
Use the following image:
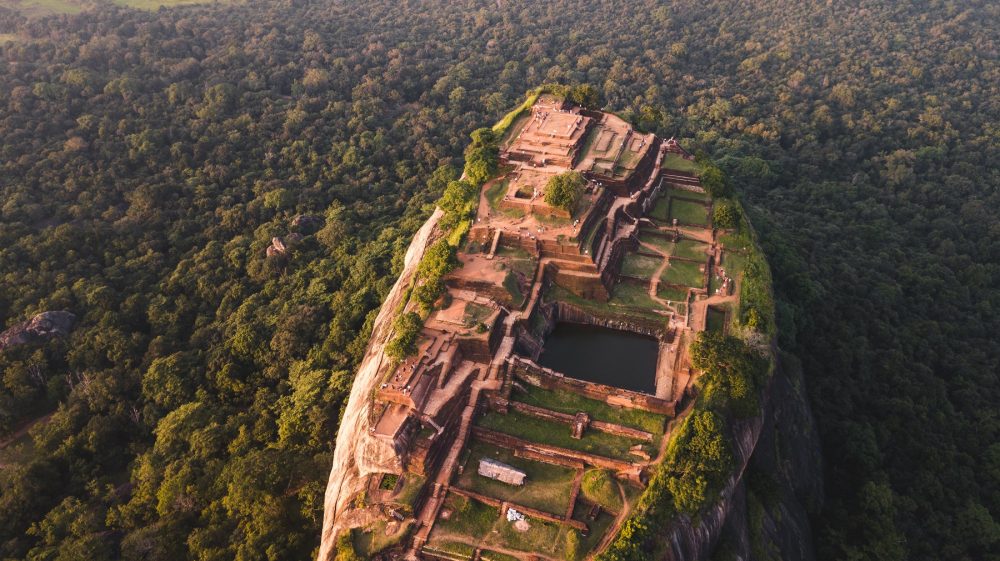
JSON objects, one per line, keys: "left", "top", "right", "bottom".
{"left": 0, "top": 311, "right": 76, "bottom": 351}
{"left": 266, "top": 236, "right": 288, "bottom": 257}
{"left": 654, "top": 352, "right": 822, "bottom": 561}
{"left": 316, "top": 209, "right": 444, "bottom": 561}
{"left": 292, "top": 214, "right": 323, "bottom": 233}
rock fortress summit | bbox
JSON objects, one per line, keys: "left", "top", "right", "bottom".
{"left": 318, "top": 89, "right": 776, "bottom": 561}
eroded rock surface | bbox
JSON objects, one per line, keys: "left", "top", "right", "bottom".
{"left": 0, "top": 311, "right": 76, "bottom": 351}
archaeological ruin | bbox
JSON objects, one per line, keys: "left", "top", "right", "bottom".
{"left": 326, "top": 92, "right": 750, "bottom": 560}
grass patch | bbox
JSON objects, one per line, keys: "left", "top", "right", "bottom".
{"left": 581, "top": 469, "right": 624, "bottom": 513}
{"left": 617, "top": 146, "right": 643, "bottom": 169}
{"left": 498, "top": 112, "right": 531, "bottom": 149}
{"left": 484, "top": 178, "right": 509, "bottom": 211}
{"left": 476, "top": 409, "right": 647, "bottom": 459}
{"left": 546, "top": 284, "right": 665, "bottom": 325}
{"left": 673, "top": 239, "right": 710, "bottom": 260}
{"left": 480, "top": 550, "right": 520, "bottom": 561}
{"left": 620, "top": 254, "right": 662, "bottom": 279}
{"left": 394, "top": 473, "right": 426, "bottom": 510}
{"left": 669, "top": 198, "right": 710, "bottom": 227}
{"left": 512, "top": 384, "right": 666, "bottom": 436}
{"left": 462, "top": 302, "right": 494, "bottom": 328}
{"left": 667, "top": 187, "right": 710, "bottom": 201}
{"left": 638, "top": 231, "right": 674, "bottom": 255}
{"left": 352, "top": 519, "right": 411, "bottom": 558}
{"left": 662, "top": 153, "right": 700, "bottom": 173}
{"left": 483, "top": 511, "right": 567, "bottom": 558}
{"left": 431, "top": 493, "right": 499, "bottom": 540}
{"left": 495, "top": 245, "right": 531, "bottom": 259}
{"left": 502, "top": 271, "right": 525, "bottom": 308}
{"left": 657, "top": 284, "right": 689, "bottom": 303}
{"left": 648, "top": 196, "right": 671, "bottom": 222}
{"left": 423, "top": 541, "right": 477, "bottom": 560}
{"left": 457, "top": 439, "right": 578, "bottom": 514}
{"left": 661, "top": 259, "right": 704, "bottom": 289}
{"left": 706, "top": 306, "right": 728, "bottom": 333}
{"left": 572, "top": 502, "right": 616, "bottom": 560}
{"left": 609, "top": 282, "right": 662, "bottom": 312}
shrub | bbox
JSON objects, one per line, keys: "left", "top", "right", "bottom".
{"left": 417, "top": 240, "right": 458, "bottom": 281}
{"left": 713, "top": 198, "right": 741, "bottom": 229}
{"left": 544, "top": 171, "right": 586, "bottom": 212}
{"left": 386, "top": 312, "right": 422, "bottom": 361}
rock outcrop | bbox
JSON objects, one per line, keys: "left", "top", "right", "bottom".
{"left": 316, "top": 209, "right": 443, "bottom": 561}
{"left": 654, "top": 352, "right": 822, "bottom": 561}
{"left": 0, "top": 311, "right": 76, "bottom": 352}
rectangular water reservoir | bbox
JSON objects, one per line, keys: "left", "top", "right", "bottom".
{"left": 537, "top": 323, "right": 658, "bottom": 394}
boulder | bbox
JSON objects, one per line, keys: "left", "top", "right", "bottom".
{"left": 292, "top": 214, "right": 323, "bottom": 233}
{"left": 0, "top": 311, "right": 76, "bottom": 352}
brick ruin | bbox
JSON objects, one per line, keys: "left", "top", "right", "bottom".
{"left": 347, "top": 95, "right": 742, "bottom": 559}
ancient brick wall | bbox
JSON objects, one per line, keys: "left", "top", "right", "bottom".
{"left": 509, "top": 356, "right": 676, "bottom": 416}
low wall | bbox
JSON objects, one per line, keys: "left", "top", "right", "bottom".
{"left": 509, "top": 356, "right": 675, "bottom": 416}
{"left": 471, "top": 426, "right": 640, "bottom": 476}
{"left": 502, "top": 399, "right": 654, "bottom": 442}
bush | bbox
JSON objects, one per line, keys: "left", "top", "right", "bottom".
{"left": 697, "top": 163, "right": 731, "bottom": 198}
{"left": 713, "top": 199, "right": 741, "bottom": 229}
{"left": 439, "top": 179, "right": 477, "bottom": 228}
{"left": 386, "top": 312, "right": 422, "bottom": 361}
{"left": 544, "top": 171, "right": 586, "bottom": 213}
{"left": 417, "top": 240, "right": 458, "bottom": 281}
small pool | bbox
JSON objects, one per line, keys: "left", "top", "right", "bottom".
{"left": 537, "top": 323, "right": 658, "bottom": 394}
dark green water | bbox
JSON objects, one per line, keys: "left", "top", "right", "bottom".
{"left": 537, "top": 323, "right": 658, "bottom": 394}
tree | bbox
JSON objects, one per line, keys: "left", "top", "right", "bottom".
{"left": 712, "top": 199, "right": 741, "bottom": 229}
{"left": 544, "top": 171, "right": 585, "bottom": 213}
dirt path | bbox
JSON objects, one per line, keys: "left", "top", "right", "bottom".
{"left": 589, "top": 481, "right": 631, "bottom": 558}
{"left": 429, "top": 528, "right": 562, "bottom": 561}
{"left": 0, "top": 413, "right": 51, "bottom": 450}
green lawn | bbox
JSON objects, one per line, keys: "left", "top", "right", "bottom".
{"left": 662, "top": 153, "right": 700, "bottom": 173}
{"left": 457, "top": 439, "right": 578, "bottom": 514}
{"left": 463, "top": 302, "right": 494, "bottom": 327}
{"left": 476, "top": 409, "right": 647, "bottom": 459}
{"left": 648, "top": 196, "right": 671, "bottom": 222}
{"left": 706, "top": 306, "right": 728, "bottom": 333}
{"left": 639, "top": 232, "right": 674, "bottom": 255}
{"left": 502, "top": 271, "right": 525, "bottom": 308}
{"left": 620, "top": 253, "right": 662, "bottom": 279}
{"left": 484, "top": 178, "right": 509, "bottom": 211}
{"left": 495, "top": 245, "right": 531, "bottom": 259}
{"left": 431, "top": 493, "right": 500, "bottom": 540}
{"left": 572, "top": 502, "right": 616, "bottom": 560}
{"left": 669, "top": 198, "right": 710, "bottom": 226}
{"left": 617, "top": 147, "right": 643, "bottom": 169}
{"left": 608, "top": 282, "right": 664, "bottom": 313}
{"left": 667, "top": 187, "right": 710, "bottom": 201}
{"left": 546, "top": 284, "right": 666, "bottom": 325}
{"left": 580, "top": 469, "right": 624, "bottom": 513}
{"left": 480, "top": 550, "right": 520, "bottom": 561}
{"left": 483, "top": 511, "right": 567, "bottom": 558}
{"left": 657, "top": 284, "right": 689, "bottom": 303}
{"left": 660, "top": 259, "right": 704, "bottom": 288}
{"left": 352, "top": 520, "right": 411, "bottom": 558}
{"left": 673, "top": 239, "right": 710, "bottom": 260}
{"left": 511, "top": 384, "right": 666, "bottom": 436}
{"left": 423, "top": 541, "right": 477, "bottom": 560}
{"left": 499, "top": 112, "right": 530, "bottom": 149}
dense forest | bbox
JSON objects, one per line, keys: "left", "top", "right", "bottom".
{"left": 0, "top": 0, "right": 997, "bottom": 560}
